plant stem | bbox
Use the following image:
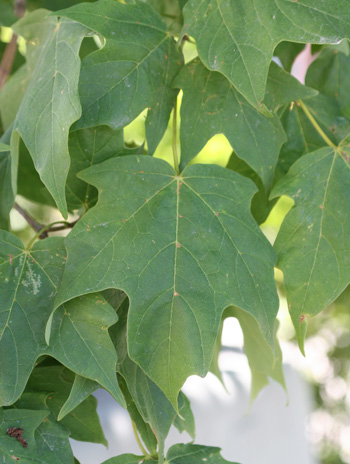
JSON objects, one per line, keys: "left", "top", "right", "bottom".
{"left": 14, "top": 203, "right": 44, "bottom": 234}
{"left": 0, "top": 0, "right": 27, "bottom": 89}
{"left": 131, "top": 421, "right": 148, "bottom": 457}
{"left": 172, "top": 97, "right": 180, "bottom": 175}
{"left": 26, "top": 220, "right": 78, "bottom": 249}
{"left": 298, "top": 99, "right": 337, "bottom": 148}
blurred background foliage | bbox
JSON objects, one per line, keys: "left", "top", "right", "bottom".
{"left": 0, "top": 4, "right": 349, "bottom": 463}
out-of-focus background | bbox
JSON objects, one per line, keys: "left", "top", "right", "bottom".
{"left": 2, "top": 21, "right": 350, "bottom": 463}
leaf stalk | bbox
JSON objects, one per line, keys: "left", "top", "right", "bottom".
{"left": 298, "top": 99, "right": 337, "bottom": 148}
{"left": 172, "top": 98, "right": 180, "bottom": 175}
{"left": 131, "top": 420, "right": 149, "bottom": 457}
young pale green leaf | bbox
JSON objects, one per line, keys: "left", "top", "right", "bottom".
{"left": 166, "top": 443, "right": 239, "bottom": 463}
{"left": 58, "top": 375, "right": 99, "bottom": 421}
{"left": 47, "top": 294, "right": 125, "bottom": 407}
{"left": 271, "top": 148, "right": 350, "bottom": 351}
{"left": 0, "top": 233, "right": 66, "bottom": 406}
{"left": 67, "top": 126, "right": 140, "bottom": 211}
{"left": 208, "top": 317, "right": 224, "bottom": 384}
{"left": 0, "top": 9, "right": 57, "bottom": 130}
{"left": 13, "top": 17, "right": 87, "bottom": 218}
{"left": 182, "top": 0, "right": 350, "bottom": 108}
{"left": 111, "top": 298, "right": 177, "bottom": 456}
{"left": 0, "top": 408, "right": 49, "bottom": 461}
{"left": 56, "top": 0, "right": 183, "bottom": 153}
{"left": 55, "top": 155, "right": 278, "bottom": 406}
{"left": 174, "top": 58, "right": 286, "bottom": 187}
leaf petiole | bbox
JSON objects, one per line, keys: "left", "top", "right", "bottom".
{"left": 172, "top": 98, "right": 180, "bottom": 175}
{"left": 297, "top": 99, "right": 337, "bottom": 148}
{"left": 131, "top": 420, "right": 149, "bottom": 457}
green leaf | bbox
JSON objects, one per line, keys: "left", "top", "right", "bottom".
{"left": 208, "top": 317, "right": 224, "bottom": 383}
{"left": 306, "top": 48, "right": 350, "bottom": 119}
{"left": 0, "top": 10, "right": 58, "bottom": 130}
{"left": 271, "top": 147, "right": 350, "bottom": 351}
{"left": 0, "top": 0, "right": 17, "bottom": 27}
{"left": 276, "top": 104, "right": 326, "bottom": 181}
{"left": 24, "top": 365, "right": 107, "bottom": 446}
{"left": 0, "top": 231, "right": 124, "bottom": 409}
{"left": 58, "top": 375, "right": 99, "bottom": 421}
{"left": 174, "top": 58, "right": 286, "bottom": 187}
{"left": 227, "top": 151, "right": 276, "bottom": 225}
{"left": 0, "top": 142, "right": 10, "bottom": 152}
{"left": 67, "top": 126, "right": 139, "bottom": 211}
{"left": 13, "top": 16, "right": 87, "bottom": 218}
{"left": 56, "top": 0, "right": 183, "bottom": 153}
{"left": 182, "top": 0, "right": 350, "bottom": 108}
{"left": 0, "top": 408, "right": 49, "bottom": 462}
{"left": 118, "top": 375, "right": 158, "bottom": 457}
{"left": 101, "top": 455, "right": 144, "bottom": 464}
{"left": 35, "top": 417, "right": 74, "bottom": 464}
{"left": 274, "top": 42, "right": 305, "bottom": 72}
{"left": 55, "top": 155, "right": 278, "bottom": 405}
{"left": 111, "top": 297, "right": 177, "bottom": 456}
{"left": 166, "top": 443, "right": 239, "bottom": 463}
{"left": 226, "top": 307, "right": 285, "bottom": 402}
{"left": 0, "top": 127, "right": 17, "bottom": 230}
{"left": 263, "top": 62, "right": 318, "bottom": 113}
{"left": 0, "top": 233, "right": 66, "bottom": 406}
{"left": 173, "top": 392, "right": 195, "bottom": 439}
{"left": 17, "top": 140, "right": 56, "bottom": 207}
{"left": 47, "top": 294, "right": 125, "bottom": 408}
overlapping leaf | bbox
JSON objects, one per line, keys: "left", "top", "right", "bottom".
{"left": 0, "top": 233, "right": 66, "bottom": 405}
{"left": 175, "top": 60, "right": 317, "bottom": 186}
{"left": 58, "top": 375, "right": 99, "bottom": 420}
{"left": 0, "top": 408, "right": 51, "bottom": 463}
{"left": 182, "top": 0, "right": 350, "bottom": 108}
{"left": 111, "top": 297, "right": 179, "bottom": 458}
{"left": 102, "top": 444, "right": 239, "bottom": 464}
{"left": 47, "top": 294, "right": 124, "bottom": 406}
{"left": 56, "top": 0, "right": 183, "bottom": 153}
{"left": 174, "top": 59, "right": 286, "bottom": 186}
{"left": 0, "top": 232, "right": 124, "bottom": 407}
{"left": 225, "top": 307, "right": 285, "bottom": 401}
{"left": 271, "top": 147, "right": 350, "bottom": 350}
{"left": 55, "top": 155, "right": 278, "bottom": 405}
{"left": 13, "top": 15, "right": 87, "bottom": 217}
{"left": 23, "top": 365, "right": 106, "bottom": 446}
{"left": 0, "top": 9, "right": 57, "bottom": 130}
{"left": 67, "top": 126, "right": 140, "bottom": 211}
{"left": 0, "top": 127, "right": 17, "bottom": 229}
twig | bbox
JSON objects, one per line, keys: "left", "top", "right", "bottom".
{"left": 0, "top": 0, "right": 27, "bottom": 90}
{"left": 14, "top": 202, "right": 78, "bottom": 240}
{"left": 14, "top": 203, "right": 44, "bottom": 234}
